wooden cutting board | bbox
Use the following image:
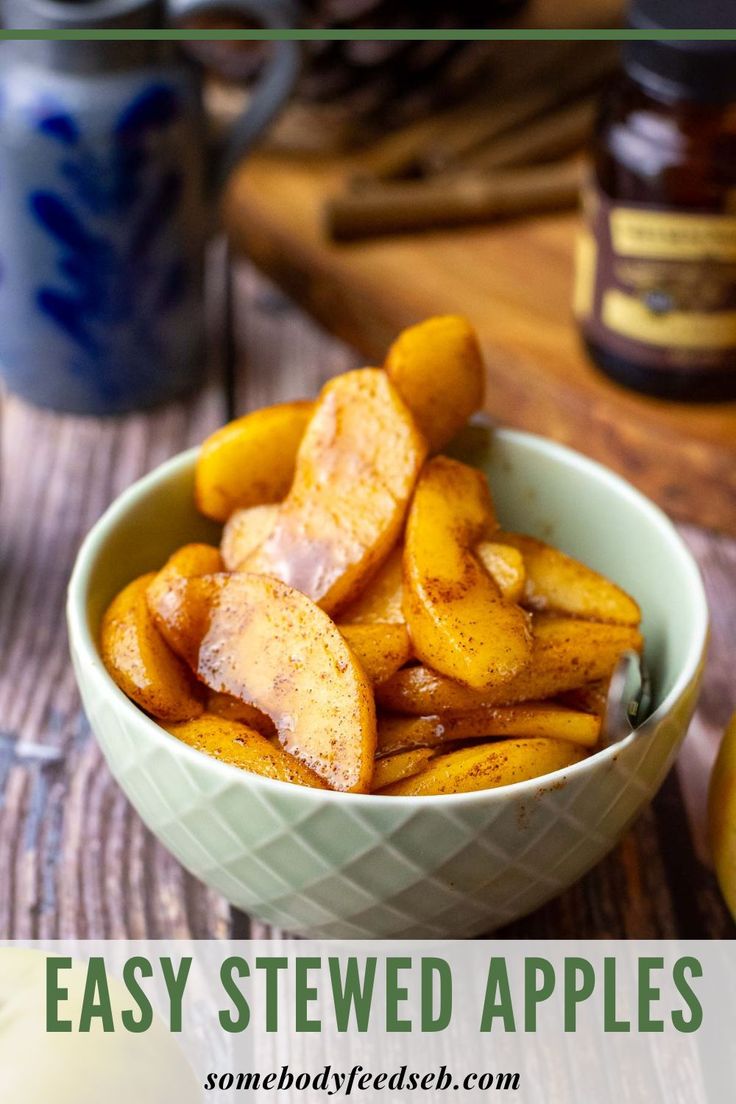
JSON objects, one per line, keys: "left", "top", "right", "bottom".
{"left": 225, "top": 154, "right": 736, "bottom": 535}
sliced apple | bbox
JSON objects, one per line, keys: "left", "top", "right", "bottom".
{"left": 221, "top": 504, "right": 279, "bottom": 571}
{"left": 377, "top": 702, "right": 601, "bottom": 756}
{"left": 101, "top": 573, "right": 203, "bottom": 722}
{"left": 709, "top": 715, "right": 736, "bottom": 921}
{"left": 384, "top": 315, "right": 485, "bottom": 451}
{"left": 403, "top": 456, "right": 532, "bottom": 688}
{"left": 146, "top": 543, "right": 223, "bottom": 663}
{"left": 166, "top": 715, "right": 327, "bottom": 788}
{"left": 340, "top": 545, "right": 405, "bottom": 624}
{"left": 371, "top": 748, "right": 434, "bottom": 792}
{"left": 243, "top": 368, "right": 427, "bottom": 614}
{"left": 339, "top": 623, "right": 413, "bottom": 685}
{"left": 496, "top": 531, "right": 641, "bottom": 625}
{"left": 476, "top": 541, "right": 526, "bottom": 603}
{"left": 153, "top": 542, "right": 223, "bottom": 581}
{"left": 206, "top": 690, "right": 278, "bottom": 741}
{"left": 376, "top": 616, "right": 643, "bottom": 714}
{"left": 195, "top": 400, "right": 313, "bottom": 522}
{"left": 557, "top": 679, "right": 611, "bottom": 718}
{"left": 151, "top": 572, "right": 376, "bottom": 793}
{"left": 379, "top": 738, "right": 586, "bottom": 796}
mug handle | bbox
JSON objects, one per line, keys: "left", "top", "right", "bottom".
{"left": 172, "top": 0, "right": 301, "bottom": 183}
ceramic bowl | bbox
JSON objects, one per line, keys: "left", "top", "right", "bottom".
{"left": 67, "top": 425, "right": 708, "bottom": 937}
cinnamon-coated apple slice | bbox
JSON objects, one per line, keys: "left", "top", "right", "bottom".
{"left": 242, "top": 368, "right": 427, "bottom": 615}
{"left": 384, "top": 315, "right": 485, "bottom": 451}
{"left": 496, "top": 531, "right": 641, "bottom": 625}
{"left": 403, "top": 456, "right": 532, "bottom": 689}
{"left": 150, "top": 572, "right": 376, "bottom": 793}
{"left": 101, "top": 573, "right": 203, "bottom": 722}
{"left": 165, "top": 715, "right": 327, "bottom": 789}
{"left": 195, "top": 400, "right": 313, "bottom": 522}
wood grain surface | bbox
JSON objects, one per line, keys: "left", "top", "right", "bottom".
{"left": 0, "top": 250, "right": 734, "bottom": 941}
{"left": 224, "top": 155, "right": 736, "bottom": 537}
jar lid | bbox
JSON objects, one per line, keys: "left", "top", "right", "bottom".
{"left": 626, "top": 0, "right": 736, "bottom": 103}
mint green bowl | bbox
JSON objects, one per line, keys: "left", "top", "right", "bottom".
{"left": 67, "top": 426, "right": 708, "bottom": 938}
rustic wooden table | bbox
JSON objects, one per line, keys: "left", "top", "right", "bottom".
{"left": 1, "top": 249, "right": 734, "bottom": 940}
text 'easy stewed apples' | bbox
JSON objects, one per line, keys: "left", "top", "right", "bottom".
{"left": 243, "top": 369, "right": 428, "bottom": 615}
{"left": 403, "top": 456, "right": 532, "bottom": 689}
{"left": 150, "top": 572, "right": 376, "bottom": 793}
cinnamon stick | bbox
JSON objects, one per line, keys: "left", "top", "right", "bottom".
{"left": 441, "top": 97, "right": 597, "bottom": 175}
{"left": 349, "top": 42, "right": 614, "bottom": 183}
{"left": 326, "top": 159, "right": 583, "bottom": 241}
{"left": 421, "top": 44, "right": 615, "bottom": 174}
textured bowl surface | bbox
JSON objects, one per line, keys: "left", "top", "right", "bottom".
{"left": 67, "top": 426, "right": 708, "bottom": 938}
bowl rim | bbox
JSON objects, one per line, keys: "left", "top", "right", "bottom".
{"left": 67, "top": 427, "right": 709, "bottom": 809}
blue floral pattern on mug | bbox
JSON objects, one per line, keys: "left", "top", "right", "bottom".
{"left": 29, "top": 83, "right": 193, "bottom": 407}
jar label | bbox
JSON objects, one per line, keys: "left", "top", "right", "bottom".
{"left": 576, "top": 187, "right": 736, "bottom": 373}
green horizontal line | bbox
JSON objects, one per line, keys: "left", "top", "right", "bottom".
{"left": 1, "top": 28, "right": 735, "bottom": 42}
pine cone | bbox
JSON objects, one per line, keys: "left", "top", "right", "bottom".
{"left": 186, "top": 1, "right": 530, "bottom": 149}
{"left": 299, "top": 1, "right": 528, "bottom": 120}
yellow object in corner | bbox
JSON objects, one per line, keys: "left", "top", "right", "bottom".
{"left": 708, "top": 714, "right": 736, "bottom": 921}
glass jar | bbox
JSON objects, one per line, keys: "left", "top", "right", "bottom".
{"left": 577, "top": 0, "right": 736, "bottom": 401}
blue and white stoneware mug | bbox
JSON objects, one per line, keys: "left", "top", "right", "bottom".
{"left": 0, "top": 0, "right": 300, "bottom": 414}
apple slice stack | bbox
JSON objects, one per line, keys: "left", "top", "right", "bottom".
{"left": 101, "top": 317, "right": 642, "bottom": 796}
